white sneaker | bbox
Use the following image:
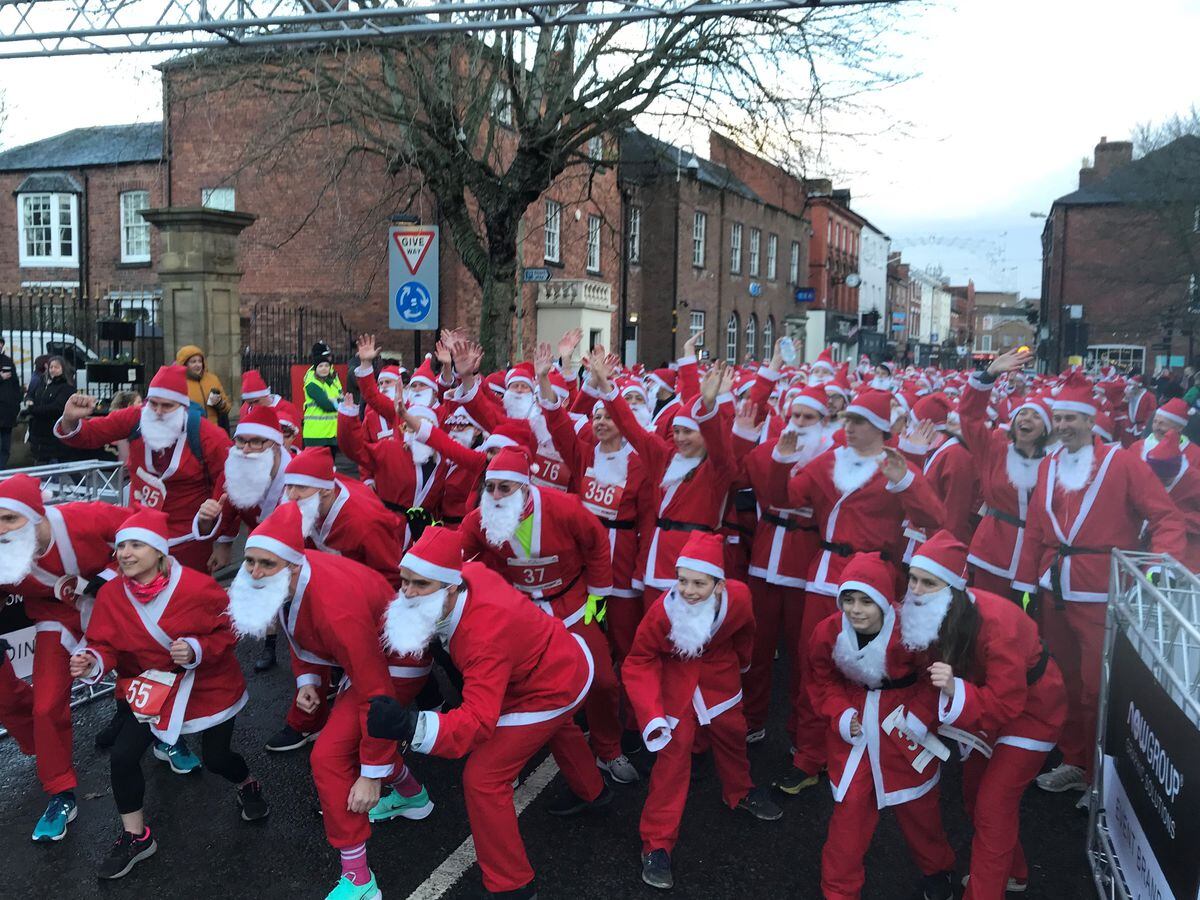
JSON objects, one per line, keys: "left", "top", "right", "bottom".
{"left": 1035, "top": 763, "right": 1086, "bottom": 793}
{"left": 961, "top": 874, "right": 1028, "bottom": 893}
{"left": 746, "top": 728, "right": 767, "bottom": 745}
{"left": 598, "top": 754, "right": 640, "bottom": 784}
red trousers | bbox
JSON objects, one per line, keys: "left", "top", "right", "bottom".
{"left": 286, "top": 667, "right": 335, "bottom": 734}
{"left": 791, "top": 590, "right": 838, "bottom": 774}
{"left": 603, "top": 595, "right": 644, "bottom": 731}
{"left": 0, "top": 651, "right": 36, "bottom": 755}
{"left": 821, "top": 776, "right": 956, "bottom": 900}
{"left": 744, "top": 578, "right": 805, "bottom": 735}
{"left": 567, "top": 617, "right": 622, "bottom": 762}
{"left": 465, "top": 708, "right": 603, "bottom": 893}
{"left": 640, "top": 705, "right": 754, "bottom": 855}
{"left": 1038, "top": 597, "right": 1105, "bottom": 775}
{"left": 961, "top": 745, "right": 1048, "bottom": 900}
{"left": 1, "top": 631, "right": 79, "bottom": 794}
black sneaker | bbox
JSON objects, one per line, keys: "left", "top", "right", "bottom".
{"left": 773, "top": 767, "right": 819, "bottom": 795}
{"left": 237, "top": 780, "right": 270, "bottom": 822}
{"left": 253, "top": 636, "right": 277, "bottom": 674}
{"left": 264, "top": 725, "right": 317, "bottom": 752}
{"left": 546, "top": 782, "right": 613, "bottom": 817}
{"left": 641, "top": 848, "right": 674, "bottom": 890}
{"left": 97, "top": 828, "right": 157, "bottom": 880}
{"left": 922, "top": 870, "right": 954, "bottom": 900}
{"left": 737, "top": 787, "right": 783, "bottom": 821}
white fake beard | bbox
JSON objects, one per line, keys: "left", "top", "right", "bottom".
{"left": 383, "top": 588, "right": 447, "bottom": 657}
{"left": 1055, "top": 443, "right": 1095, "bottom": 494}
{"left": 226, "top": 566, "right": 292, "bottom": 638}
{"left": 380, "top": 383, "right": 399, "bottom": 400}
{"left": 294, "top": 492, "right": 321, "bottom": 537}
{"left": 810, "top": 370, "right": 834, "bottom": 386}
{"left": 480, "top": 488, "right": 525, "bottom": 546}
{"left": 1005, "top": 445, "right": 1040, "bottom": 492}
{"left": 405, "top": 433, "right": 436, "bottom": 466}
{"left": 503, "top": 389, "right": 536, "bottom": 419}
{"left": 448, "top": 427, "right": 477, "bottom": 448}
{"left": 900, "top": 586, "right": 953, "bottom": 651}
{"left": 870, "top": 376, "right": 894, "bottom": 391}
{"left": 0, "top": 520, "right": 38, "bottom": 585}
{"left": 783, "top": 423, "right": 825, "bottom": 462}
{"left": 664, "top": 588, "right": 718, "bottom": 658}
{"left": 629, "top": 402, "right": 653, "bottom": 430}
{"left": 832, "top": 446, "right": 881, "bottom": 494}
{"left": 405, "top": 387, "right": 434, "bottom": 407}
{"left": 140, "top": 405, "right": 187, "bottom": 452}
{"left": 593, "top": 445, "right": 630, "bottom": 486}
{"left": 224, "top": 447, "right": 275, "bottom": 510}
{"left": 832, "top": 614, "right": 891, "bottom": 688}
{"left": 661, "top": 453, "right": 702, "bottom": 488}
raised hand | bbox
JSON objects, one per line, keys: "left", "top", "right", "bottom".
{"left": 457, "top": 341, "right": 483, "bottom": 376}
{"left": 557, "top": 327, "right": 583, "bottom": 360}
{"left": 434, "top": 340, "right": 453, "bottom": 367}
{"left": 987, "top": 346, "right": 1034, "bottom": 377}
{"left": 906, "top": 419, "right": 938, "bottom": 451}
{"left": 734, "top": 399, "right": 758, "bottom": 433}
{"left": 776, "top": 427, "right": 798, "bottom": 457}
{"left": 357, "top": 334, "right": 378, "bottom": 365}
{"left": 877, "top": 447, "right": 909, "bottom": 484}
{"left": 533, "top": 342, "right": 555, "bottom": 378}
{"left": 62, "top": 393, "right": 97, "bottom": 424}
{"left": 769, "top": 338, "right": 785, "bottom": 372}
{"left": 718, "top": 365, "right": 736, "bottom": 397}
{"left": 700, "top": 360, "right": 726, "bottom": 409}
{"left": 683, "top": 332, "right": 700, "bottom": 358}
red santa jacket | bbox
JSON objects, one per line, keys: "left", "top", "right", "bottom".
{"left": 1121, "top": 389, "right": 1156, "bottom": 447}
{"left": 417, "top": 421, "right": 487, "bottom": 525}
{"left": 895, "top": 435, "right": 977, "bottom": 559}
{"left": 460, "top": 484, "right": 613, "bottom": 627}
{"left": 55, "top": 406, "right": 230, "bottom": 540}
{"left": 410, "top": 562, "right": 594, "bottom": 758}
{"left": 81, "top": 562, "right": 247, "bottom": 745}
{"left": 1015, "top": 438, "right": 1185, "bottom": 601}
{"left": 308, "top": 478, "right": 406, "bottom": 588}
{"left": 621, "top": 580, "right": 754, "bottom": 750}
{"left": 1155, "top": 460, "right": 1200, "bottom": 571}
{"left": 1129, "top": 433, "right": 1200, "bottom": 468}
{"left": 279, "top": 551, "right": 428, "bottom": 776}
{"left": 2, "top": 502, "right": 126, "bottom": 642}
{"left": 808, "top": 610, "right": 943, "bottom": 808}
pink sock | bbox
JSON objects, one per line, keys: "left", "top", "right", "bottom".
{"left": 339, "top": 843, "right": 370, "bottom": 886}
{"left": 390, "top": 763, "right": 422, "bottom": 798}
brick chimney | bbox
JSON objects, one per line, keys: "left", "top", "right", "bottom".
{"left": 1093, "top": 136, "right": 1133, "bottom": 180}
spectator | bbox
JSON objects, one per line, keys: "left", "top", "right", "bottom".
{"left": 302, "top": 341, "right": 342, "bottom": 453}
{"left": 25, "top": 355, "right": 48, "bottom": 402}
{"left": 174, "top": 345, "right": 231, "bottom": 427}
{"left": 0, "top": 360, "right": 21, "bottom": 468}
{"left": 26, "top": 356, "right": 76, "bottom": 464}
{"left": 0, "top": 337, "right": 13, "bottom": 371}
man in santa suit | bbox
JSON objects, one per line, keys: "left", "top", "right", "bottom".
{"left": 1142, "top": 436, "right": 1200, "bottom": 570}
{"left": 459, "top": 446, "right": 634, "bottom": 783}
{"left": 367, "top": 526, "right": 609, "bottom": 900}
{"left": 237, "top": 369, "right": 280, "bottom": 418}
{"left": 1128, "top": 397, "right": 1200, "bottom": 466}
{"left": 0, "top": 474, "right": 128, "bottom": 841}
{"left": 623, "top": 532, "right": 782, "bottom": 891}
{"left": 226, "top": 504, "right": 432, "bottom": 900}
{"left": 53, "top": 364, "right": 230, "bottom": 570}
{"left": 1015, "top": 371, "right": 1183, "bottom": 793}
{"left": 766, "top": 388, "right": 945, "bottom": 793}
{"left": 1119, "top": 374, "right": 1156, "bottom": 446}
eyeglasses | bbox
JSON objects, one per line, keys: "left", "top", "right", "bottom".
{"left": 483, "top": 481, "right": 520, "bottom": 496}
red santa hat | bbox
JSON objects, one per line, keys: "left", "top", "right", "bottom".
{"left": 146, "top": 365, "right": 191, "bottom": 408}
{"left": 1146, "top": 433, "right": 1184, "bottom": 480}
{"left": 377, "top": 365, "right": 403, "bottom": 384}
{"left": 1092, "top": 412, "right": 1115, "bottom": 442}
{"left": 825, "top": 369, "right": 852, "bottom": 399}
{"left": 811, "top": 348, "right": 836, "bottom": 375}
{"left": 479, "top": 419, "right": 536, "bottom": 454}
{"left": 400, "top": 525, "right": 464, "bottom": 586}
{"left": 837, "top": 551, "right": 895, "bottom": 610}
{"left": 877, "top": 360, "right": 897, "bottom": 376}
{"left": 274, "top": 400, "right": 301, "bottom": 432}
{"left": 672, "top": 400, "right": 700, "bottom": 432}
{"left": 1156, "top": 398, "right": 1190, "bottom": 429}
{"left": 241, "top": 369, "right": 271, "bottom": 400}
{"left": 483, "top": 370, "right": 507, "bottom": 396}
{"left": 1011, "top": 394, "right": 1052, "bottom": 433}
{"left": 617, "top": 377, "right": 647, "bottom": 403}
{"left": 0, "top": 473, "right": 46, "bottom": 523}
{"left": 911, "top": 392, "right": 952, "bottom": 430}
{"left": 505, "top": 362, "right": 536, "bottom": 390}
{"left": 644, "top": 368, "right": 677, "bottom": 397}
{"left": 909, "top": 529, "right": 968, "bottom": 591}
{"left": 486, "top": 446, "right": 532, "bottom": 485}
{"left": 844, "top": 389, "right": 892, "bottom": 432}
{"left": 790, "top": 383, "right": 830, "bottom": 417}
{"left": 546, "top": 368, "right": 570, "bottom": 401}
{"left": 408, "top": 357, "right": 438, "bottom": 391}
{"left": 235, "top": 405, "right": 284, "bottom": 445}
{"left": 115, "top": 508, "right": 171, "bottom": 557}
{"left": 283, "top": 447, "right": 336, "bottom": 490}
{"left": 444, "top": 405, "right": 484, "bottom": 433}
{"left": 1050, "top": 370, "right": 1097, "bottom": 417}
{"left": 245, "top": 502, "right": 306, "bottom": 566}
{"left": 675, "top": 532, "right": 725, "bottom": 580}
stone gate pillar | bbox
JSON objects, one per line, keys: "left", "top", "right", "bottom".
{"left": 142, "top": 207, "right": 257, "bottom": 408}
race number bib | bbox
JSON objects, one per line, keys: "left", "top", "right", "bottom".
{"left": 581, "top": 471, "right": 625, "bottom": 520}
{"left": 531, "top": 455, "right": 570, "bottom": 491}
{"left": 881, "top": 705, "right": 949, "bottom": 773}
{"left": 506, "top": 555, "right": 563, "bottom": 593}
{"left": 117, "top": 669, "right": 179, "bottom": 724}
{"left": 134, "top": 467, "right": 169, "bottom": 510}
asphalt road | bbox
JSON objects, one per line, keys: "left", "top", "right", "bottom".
{"left": 1, "top": 642, "right": 1095, "bottom": 900}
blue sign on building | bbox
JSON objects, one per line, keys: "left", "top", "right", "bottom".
{"left": 794, "top": 287, "right": 815, "bottom": 303}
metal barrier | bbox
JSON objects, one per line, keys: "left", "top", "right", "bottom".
{"left": 1087, "top": 551, "right": 1200, "bottom": 900}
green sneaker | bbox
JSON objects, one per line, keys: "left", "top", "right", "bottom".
{"left": 326, "top": 871, "right": 381, "bottom": 900}
{"left": 153, "top": 739, "right": 201, "bottom": 775}
{"left": 368, "top": 785, "right": 434, "bottom": 823}
{"left": 32, "top": 793, "right": 77, "bottom": 842}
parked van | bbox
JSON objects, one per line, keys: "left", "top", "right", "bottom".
{"left": 0, "top": 330, "right": 98, "bottom": 391}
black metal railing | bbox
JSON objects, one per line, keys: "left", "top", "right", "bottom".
{"left": 241, "top": 302, "right": 354, "bottom": 399}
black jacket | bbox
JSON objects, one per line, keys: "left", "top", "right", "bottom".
{"left": 0, "top": 372, "right": 21, "bottom": 428}
{"left": 27, "top": 375, "right": 74, "bottom": 459}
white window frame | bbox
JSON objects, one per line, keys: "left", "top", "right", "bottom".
{"left": 201, "top": 187, "right": 235, "bottom": 211}
{"left": 18, "top": 192, "right": 78, "bottom": 268}
{"left": 730, "top": 222, "right": 743, "bottom": 275}
{"left": 725, "top": 312, "right": 739, "bottom": 364}
{"left": 627, "top": 206, "right": 641, "bottom": 264}
{"left": 745, "top": 313, "right": 758, "bottom": 360}
{"left": 692, "top": 211, "right": 707, "bottom": 268}
{"left": 544, "top": 200, "right": 562, "bottom": 263}
{"left": 748, "top": 228, "right": 761, "bottom": 277}
{"left": 766, "top": 233, "right": 778, "bottom": 281}
{"left": 586, "top": 214, "right": 602, "bottom": 273}
{"left": 762, "top": 316, "right": 775, "bottom": 354}
{"left": 1086, "top": 344, "right": 1144, "bottom": 372}
{"left": 689, "top": 310, "right": 706, "bottom": 346}
{"left": 587, "top": 135, "right": 603, "bottom": 160}
{"left": 120, "top": 190, "right": 151, "bottom": 263}
{"left": 978, "top": 334, "right": 993, "bottom": 352}
{"left": 790, "top": 241, "right": 800, "bottom": 284}
{"left": 491, "top": 83, "right": 514, "bottom": 127}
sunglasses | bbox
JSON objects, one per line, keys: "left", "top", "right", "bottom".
{"left": 483, "top": 481, "right": 520, "bottom": 497}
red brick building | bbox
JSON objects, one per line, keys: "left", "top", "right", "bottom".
{"left": 886, "top": 252, "right": 921, "bottom": 363}
{"left": 804, "top": 183, "right": 864, "bottom": 362}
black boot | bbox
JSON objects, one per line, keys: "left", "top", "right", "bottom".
{"left": 253, "top": 635, "right": 277, "bottom": 673}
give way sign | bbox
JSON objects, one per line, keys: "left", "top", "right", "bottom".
{"left": 388, "top": 225, "right": 440, "bottom": 331}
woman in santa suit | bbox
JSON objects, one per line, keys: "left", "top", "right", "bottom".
{"left": 809, "top": 552, "right": 956, "bottom": 900}
{"left": 898, "top": 530, "right": 1066, "bottom": 900}
{"left": 68, "top": 509, "right": 267, "bottom": 881}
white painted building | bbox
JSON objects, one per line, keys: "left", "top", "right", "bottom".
{"left": 857, "top": 223, "right": 890, "bottom": 326}
{"left": 911, "top": 268, "right": 952, "bottom": 345}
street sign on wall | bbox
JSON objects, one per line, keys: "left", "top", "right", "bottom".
{"left": 794, "top": 287, "right": 815, "bottom": 303}
{"left": 522, "top": 267, "right": 552, "bottom": 283}
{"left": 388, "top": 225, "right": 439, "bottom": 331}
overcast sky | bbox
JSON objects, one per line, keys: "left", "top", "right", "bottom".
{"left": 1, "top": 0, "right": 1197, "bottom": 299}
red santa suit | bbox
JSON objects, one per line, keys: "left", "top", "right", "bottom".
{"left": 808, "top": 554, "right": 955, "bottom": 900}
{"left": 1143, "top": 438, "right": 1200, "bottom": 571}
{"left": 1128, "top": 398, "right": 1200, "bottom": 466}
{"left": 0, "top": 478, "right": 126, "bottom": 796}
{"left": 622, "top": 540, "right": 756, "bottom": 856}
{"left": 1120, "top": 384, "right": 1156, "bottom": 447}
{"left": 54, "top": 365, "right": 230, "bottom": 570}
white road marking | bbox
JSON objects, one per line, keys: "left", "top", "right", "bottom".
{"left": 403, "top": 755, "right": 561, "bottom": 900}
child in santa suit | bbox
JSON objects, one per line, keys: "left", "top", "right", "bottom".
{"left": 367, "top": 526, "right": 609, "bottom": 900}
{"left": 808, "top": 552, "right": 956, "bottom": 900}
{"left": 622, "top": 532, "right": 783, "bottom": 892}
{"left": 902, "top": 531, "right": 1067, "bottom": 900}
{"left": 68, "top": 509, "right": 267, "bottom": 881}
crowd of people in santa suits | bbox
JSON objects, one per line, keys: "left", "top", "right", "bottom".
{"left": 0, "top": 327, "right": 1193, "bottom": 900}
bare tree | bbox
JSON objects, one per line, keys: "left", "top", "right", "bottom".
{"left": 168, "top": 4, "right": 908, "bottom": 369}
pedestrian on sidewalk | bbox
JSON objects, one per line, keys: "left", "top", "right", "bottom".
{"left": 175, "top": 344, "right": 231, "bottom": 428}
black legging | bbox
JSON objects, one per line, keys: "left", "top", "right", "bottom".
{"left": 110, "top": 708, "right": 249, "bottom": 815}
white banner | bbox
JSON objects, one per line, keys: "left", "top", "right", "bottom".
{"left": 4, "top": 624, "right": 36, "bottom": 680}
{"left": 1103, "top": 755, "right": 1177, "bottom": 900}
